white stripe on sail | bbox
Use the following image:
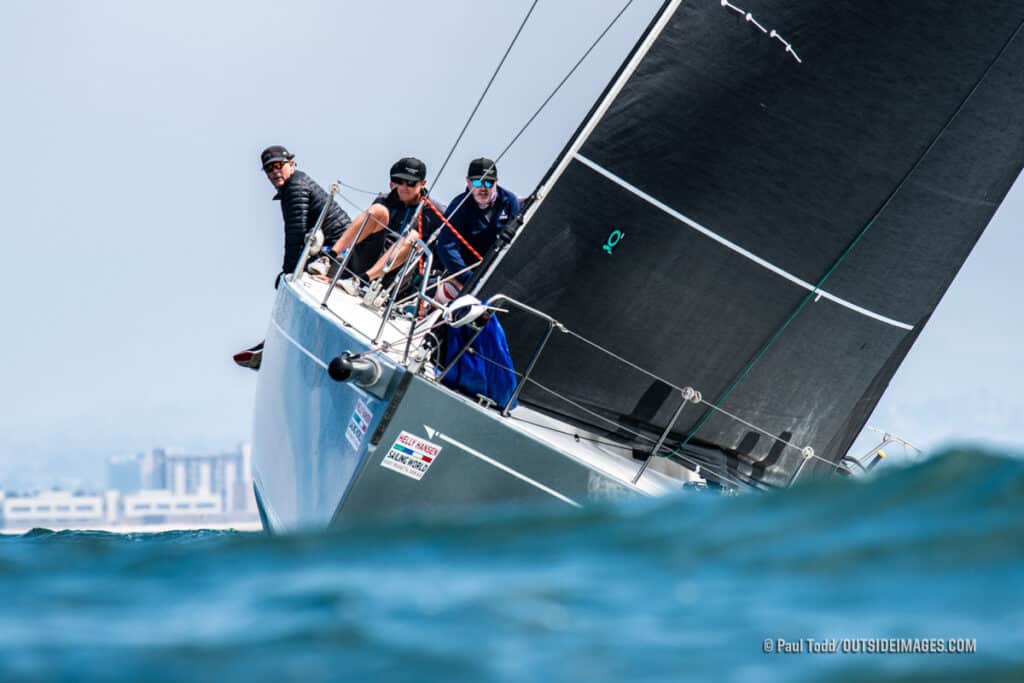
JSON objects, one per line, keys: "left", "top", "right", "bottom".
{"left": 574, "top": 153, "right": 914, "bottom": 331}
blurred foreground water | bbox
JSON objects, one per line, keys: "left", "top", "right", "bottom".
{"left": 1, "top": 446, "right": 1022, "bottom": 682}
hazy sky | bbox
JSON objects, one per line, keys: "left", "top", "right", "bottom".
{"left": 1, "top": 1, "right": 1020, "bottom": 488}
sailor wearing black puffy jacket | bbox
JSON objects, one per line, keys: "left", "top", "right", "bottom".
{"left": 261, "top": 145, "right": 351, "bottom": 286}
{"left": 233, "top": 145, "right": 351, "bottom": 371}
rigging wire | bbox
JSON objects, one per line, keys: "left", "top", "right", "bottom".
{"left": 333, "top": 0, "right": 639, "bottom": 214}
{"left": 504, "top": 414, "right": 757, "bottom": 490}
{"left": 662, "top": 16, "right": 1024, "bottom": 475}
{"left": 525, "top": 379, "right": 755, "bottom": 491}
{"left": 506, "top": 414, "right": 633, "bottom": 451}
{"left": 430, "top": 0, "right": 541, "bottom": 193}
{"left": 493, "top": 0, "right": 636, "bottom": 165}
{"left": 316, "top": 0, "right": 640, "bottom": 271}
{"left": 561, "top": 327, "right": 817, "bottom": 473}
{"left": 337, "top": 180, "right": 381, "bottom": 197}
{"left": 334, "top": 187, "right": 380, "bottom": 218}
{"left": 429, "top": 0, "right": 638, "bottom": 228}
{"left": 458, "top": 346, "right": 756, "bottom": 491}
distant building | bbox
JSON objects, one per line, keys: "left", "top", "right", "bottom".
{"left": 1, "top": 490, "right": 105, "bottom": 528}
{"left": 140, "top": 448, "right": 167, "bottom": 490}
{"left": 107, "top": 454, "right": 142, "bottom": 493}
{"left": 0, "top": 443, "right": 257, "bottom": 530}
{"left": 122, "top": 489, "right": 223, "bottom": 524}
{"left": 162, "top": 446, "right": 255, "bottom": 514}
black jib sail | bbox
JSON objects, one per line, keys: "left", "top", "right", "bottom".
{"left": 479, "top": 0, "right": 1024, "bottom": 487}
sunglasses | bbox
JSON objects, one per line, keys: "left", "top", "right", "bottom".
{"left": 263, "top": 160, "right": 288, "bottom": 173}
{"left": 391, "top": 177, "right": 421, "bottom": 187}
{"left": 470, "top": 178, "right": 495, "bottom": 189}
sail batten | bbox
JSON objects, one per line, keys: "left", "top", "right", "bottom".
{"left": 482, "top": 0, "right": 1024, "bottom": 485}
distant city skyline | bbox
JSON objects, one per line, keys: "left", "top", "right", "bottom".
{"left": 1, "top": 1, "right": 1021, "bottom": 486}
{"left": 1, "top": 443, "right": 253, "bottom": 494}
{"left": 1, "top": 443, "right": 257, "bottom": 531}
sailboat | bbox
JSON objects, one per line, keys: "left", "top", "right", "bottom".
{"left": 250, "top": 0, "right": 1024, "bottom": 533}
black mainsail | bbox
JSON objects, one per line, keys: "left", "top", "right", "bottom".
{"left": 480, "top": 0, "right": 1024, "bottom": 486}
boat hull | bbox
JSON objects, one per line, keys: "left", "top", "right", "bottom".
{"left": 251, "top": 280, "right": 640, "bottom": 534}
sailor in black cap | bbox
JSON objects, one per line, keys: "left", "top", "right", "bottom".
{"left": 326, "top": 157, "right": 446, "bottom": 293}
{"left": 234, "top": 145, "right": 351, "bottom": 369}
{"left": 433, "top": 157, "right": 520, "bottom": 300}
{"left": 259, "top": 145, "right": 351, "bottom": 281}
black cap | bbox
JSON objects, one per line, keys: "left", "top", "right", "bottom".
{"left": 467, "top": 157, "right": 497, "bottom": 181}
{"left": 389, "top": 157, "right": 427, "bottom": 182}
{"left": 260, "top": 145, "right": 294, "bottom": 169}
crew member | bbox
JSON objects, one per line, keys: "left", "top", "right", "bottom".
{"left": 234, "top": 145, "right": 350, "bottom": 369}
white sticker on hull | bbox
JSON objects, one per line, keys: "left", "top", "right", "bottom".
{"left": 381, "top": 431, "right": 442, "bottom": 481}
{"left": 345, "top": 399, "right": 372, "bottom": 451}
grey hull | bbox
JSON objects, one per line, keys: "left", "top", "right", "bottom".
{"left": 251, "top": 278, "right": 673, "bottom": 534}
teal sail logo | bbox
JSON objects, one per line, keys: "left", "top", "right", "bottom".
{"left": 602, "top": 230, "right": 624, "bottom": 254}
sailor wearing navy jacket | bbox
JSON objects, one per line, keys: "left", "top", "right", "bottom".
{"left": 437, "top": 158, "right": 521, "bottom": 291}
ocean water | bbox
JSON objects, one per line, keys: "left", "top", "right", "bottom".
{"left": 1, "top": 447, "right": 1022, "bottom": 683}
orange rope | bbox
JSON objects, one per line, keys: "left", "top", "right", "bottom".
{"left": 423, "top": 197, "right": 483, "bottom": 261}
{"left": 416, "top": 210, "right": 424, "bottom": 276}
{"left": 416, "top": 210, "right": 425, "bottom": 317}
{"left": 409, "top": 197, "right": 483, "bottom": 318}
